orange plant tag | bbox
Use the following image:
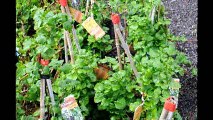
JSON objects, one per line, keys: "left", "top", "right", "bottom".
{"left": 133, "top": 105, "right": 143, "bottom": 120}
{"left": 82, "top": 17, "right": 105, "bottom": 39}
{"left": 69, "top": 7, "right": 83, "bottom": 23}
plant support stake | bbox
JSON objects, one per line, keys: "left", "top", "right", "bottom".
{"left": 64, "top": 5, "right": 81, "bottom": 53}
{"left": 85, "top": 0, "right": 90, "bottom": 16}
{"left": 40, "top": 79, "right": 46, "bottom": 120}
{"left": 64, "top": 32, "right": 68, "bottom": 63}
{"left": 46, "top": 79, "right": 55, "bottom": 106}
{"left": 111, "top": 13, "right": 140, "bottom": 79}
{"left": 60, "top": 6, "right": 70, "bottom": 63}
{"left": 114, "top": 26, "right": 122, "bottom": 70}
{"left": 159, "top": 96, "right": 177, "bottom": 120}
{"left": 65, "top": 31, "right": 75, "bottom": 64}
{"left": 60, "top": 1, "right": 75, "bottom": 64}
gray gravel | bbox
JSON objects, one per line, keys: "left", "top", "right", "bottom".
{"left": 162, "top": 0, "right": 197, "bottom": 119}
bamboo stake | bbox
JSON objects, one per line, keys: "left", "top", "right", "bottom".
{"left": 123, "top": 16, "right": 127, "bottom": 65}
{"left": 166, "top": 112, "right": 174, "bottom": 120}
{"left": 64, "top": 31, "right": 69, "bottom": 63}
{"left": 72, "top": 27, "right": 81, "bottom": 52}
{"left": 65, "top": 5, "right": 73, "bottom": 21}
{"left": 114, "top": 26, "right": 122, "bottom": 70}
{"left": 64, "top": 5, "right": 81, "bottom": 53}
{"left": 85, "top": 0, "right": 90, "bottom": 16}
{"left": 159, "top": 96, "right": 177, "bottom": 120}
{"left": 65, "top": 31, "right": 75, "bottom": 64}
{"left": 114, "top": 24, "right": 140, "bottom": 79}
{"left": 40, "top": 79, "right": 46, "bottom": 120}
{"left": 90, "top": 0, "right": 94, "bottom": 17}
{"left": 46, "top": 79, "right": 55, "bottom": 106}
{"left": 61, "top": 6, "right": 69, "bottom": 63}
{"left": 159, "top": 108, "right": 169, "bottom": 120}
{"left": 61, "top": 6, "right": 75, "bottom": 64}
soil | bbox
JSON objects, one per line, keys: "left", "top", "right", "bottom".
{"left": 162, "top": 0, "right": 198, "bottom": 119}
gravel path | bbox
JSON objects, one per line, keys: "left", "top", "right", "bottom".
{"left": 162, "top": 0, "right": 197, "bottom": 119}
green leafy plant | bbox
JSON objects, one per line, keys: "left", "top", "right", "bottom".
{"left": 16, "top": 0, "right": 195, "bottom": 119}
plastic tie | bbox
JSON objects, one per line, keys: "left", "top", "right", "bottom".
{"left": 40, "top": 59, "right": 49, "bottom": 66}
{"left": 59, "top": 0, "right": 67, "bottom": 7}
{"left": 111, "top": 13, "right": 120, "bottom": 24}
{"left": 164, "top": 96, "right": 176, "bottom": 112}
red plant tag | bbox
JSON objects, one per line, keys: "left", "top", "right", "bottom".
{"left": 59, "top": 0, "right": 67, "bottom": 7}
{"left": 111, "top": 13, "right": 120, "bottom": 24}
{"left": 164, "top": 97, "right": 176, "bottom": 112}
{"left": 40, "top": 59, "right": 49, "bottom": 66}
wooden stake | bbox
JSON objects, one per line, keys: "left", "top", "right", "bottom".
{"left": 46, "top": 79, "right": 55, "bottom": 106}
{"left": 72, "top": 27, "right": 81, "bottom": 53}
{"left": 40, "top": 79, "right": 46, "bottom": 120}
{"left": 85, "top": 0, "right": 90, "bottom": 16}
{"left": 114, "top": 26, "right": 122, "bottom": 70}
{"left": 159, "top": 108, "right": 169, "bottom": 120}
{"left": 61, "top": 6, "right": 69, "bottom": 63}
{"left": 114, "top": 24, "right": 140, "bottom": 79}
{"left": 61, "top": 6, "right": 75, "bottom": 64}
{"left": 64, "top": 5, "right": 81, "bottom": 53}
{"left": 64, "top": 31, "right": 69, "bottom": 63}
{"left": 65, "top": 31, "right": 75, "bottom": 64}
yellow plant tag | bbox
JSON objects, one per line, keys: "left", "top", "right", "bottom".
{"left": 82, "top": 17, "right": 105, "bottom": 39}
{"left": 133, "top": 105, "right": 143, "bottom": 120}
{"left": 69, "top": 7, "right": 83, "bottom": 23}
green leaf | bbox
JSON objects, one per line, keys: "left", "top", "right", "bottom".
{"left": 105, "top": 45, "right": 112, "bottom": 51}
{"left": 49, "top": 59, "right": 64, "bottom": 69}
{"left": 42, "top": 48, "right": 55, "bottom": 59}
{"left": 130, "top": 24, "right": 138, "bottom": 30}
{"left": 63, "top": 21, "right": 72, "bottom": 31}
{"left": 27, "top": 78, "right": 33, "bottom": 84}
{"left": 174, "top": 111, "right": 182, "bottom": 120}
{"left": 149, "top": 49, "right": 159, "bottom": 57}
{"left": 112, "top": 84, "right": 120, "bottom": 91}
{"left": 60, "top": 63, "right": 72, "bottom": 73}
{"left": 129, "top": 101, "right": 141, "bottom": 112}
{"left": 94, "top": 93, "right": 104, "bottom": 103}
{"left": 42, "top": 66, "right": 50, "bottom": 75}
{"left": 114, "top": 98, "right": 126, "bottom": 109}
{"left": 36, "top": 45, "right": 48, "bottom": 54}
{"left": 94, "top": 83, "right": 104, "bottom": 91}
{"left": 67, "top": 73, "right": 78, "bottom": 80}
{"left": 192, "top": 68, "right": 197, "bottom": 76}
{"left": 23, "top": 39, "right": 32, "bottom": 51}
{"left": 154, "top": 88, "right": 161, "bottom": 96}
{"left": 33, "top": 109, "right": 40, "bottom": 117}
{"left": 35, "top": 34, "right": 46, "bottom": 44}
{"left": 169, "top": 81, "right": 181, "bottom": 89}
{"left": 164, "top": 46, "right": 176, "bottom": 56}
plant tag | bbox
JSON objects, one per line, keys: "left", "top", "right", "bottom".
{"left": 61, "top": 94, "right": 83, "bottom": 120}
{"left": 82, "top": 17, "right": 105, "bottom": 39}
{"left": 69, "top": 7, "right": 83, "bottom": 23}
{"left": 133, "top": 104, "right": 143, "bottom": 120}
